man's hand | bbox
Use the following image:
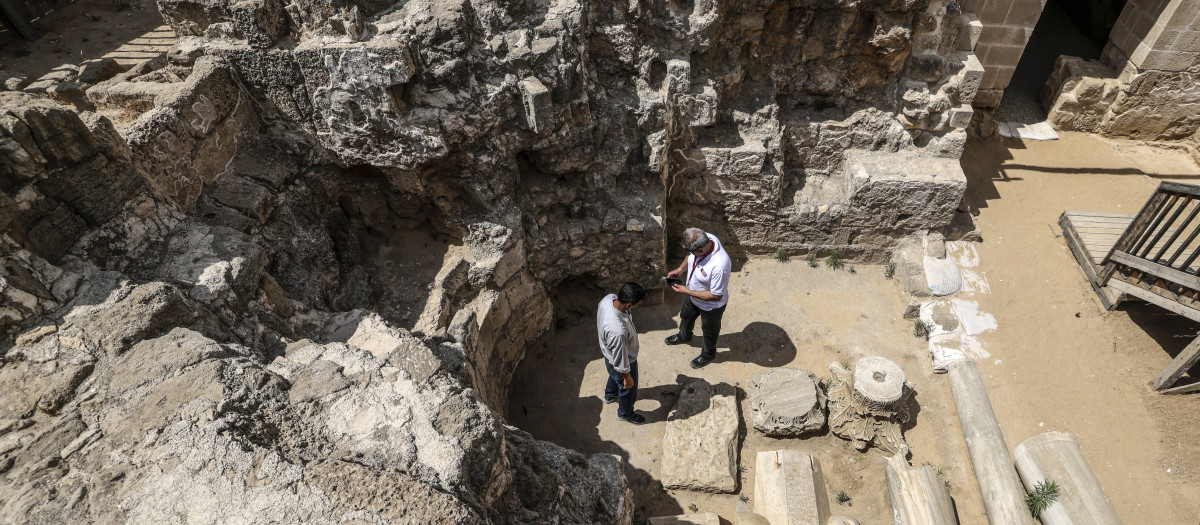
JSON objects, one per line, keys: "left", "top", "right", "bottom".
{"left": 622, "top": 373, "right": 634, "bottom": 390}
{"left": 671, "top": 283, "right": 690, "bottom": 296}
{"left": 667, "top": 268, "right": 683, "bottom": 279}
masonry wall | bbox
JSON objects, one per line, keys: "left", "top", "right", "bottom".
{"left": 1046, "top": 0, "right": 1200, "bottom": 139}
{"left": 963, "top": 0, "right": 1048, "bottom": 107}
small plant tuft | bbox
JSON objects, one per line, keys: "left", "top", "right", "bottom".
{"left": 688, "top": 503, "right": 699, "bottom": 512}
{"left": 848, "top": 265, "right": 856, "bottom": 274}
{"left": 806, "top": 253, "right": 818, "bottom": 268}
{"left": 775, "top": 248, "right": 790, "bottom": 263}
{"left": 1025, "top": 480, "right": 1061, "bottom": 517}
{"left": 737, "top": 464, "right": 747, "bottom": 474}
{"left": 884, "top": 261, "right": 897, "bottom": 280}
{"left": 825, "top": 249, "right": 844, "bottom": 270}
{"left": 818, "top": 379, "right": 830, "bottom": 395}
{"left": 739, "top": 494, "right": 750, "bottom": 503}
{"left": 913, "top": 319, "right": 930, "bottom": 339}
{"left": 836, "top": 490, "right": 852, "bottom": 506}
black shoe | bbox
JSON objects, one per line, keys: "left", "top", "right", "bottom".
{"left": 689, "top": 355, "right": 713, "bottom": 369}
{"left": 617, "top": 412, "right": 646, "bottom": 425}
{"left": 665, "top": 334, "right": 692, "bottom": 345}
{"left": 603, "top": 396, "right": 617, "bottom": 404}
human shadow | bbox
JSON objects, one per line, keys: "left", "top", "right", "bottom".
{"left": 713, "top": 321, "right": 799, "bottom": 367}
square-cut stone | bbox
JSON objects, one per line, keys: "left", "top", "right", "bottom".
{"left": 648, "top": 513, "right": 720, "bottom": 525}
{"left": 660, "top": 379, "right": 739, "bottom": 493}
{"left": 753, "top": 450, "right": 830, "bottom": 525}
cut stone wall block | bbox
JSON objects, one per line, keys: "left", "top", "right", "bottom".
{"left": 948, "top": 104, "right": 974, "bottom": 129}
{"left": 748, "top": 368, "right": 827, "bottom": 436}
{"left": 661, "top": 379, "right": 739, "bottom": 493}
{"left": 955, "top": 14, "right": 982, "bottom": 51}
{"left": 753, "top": 450, "right": 830, "bottom": 525}
{"left": 842, "top": 150, "right": 967, "bottom": 232}
{"left": 520, "top": 76, "right": 552, "bottom": 133}
{"left": 667, "top": 59, "right": 690, "bottom": 94}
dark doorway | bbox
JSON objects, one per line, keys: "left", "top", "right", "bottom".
{"left": 994, "top": 0, "right": 1123, "bottom": 123}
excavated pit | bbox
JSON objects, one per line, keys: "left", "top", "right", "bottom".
{"left": 1, "top": 0, "right": 985, "bottom": 522}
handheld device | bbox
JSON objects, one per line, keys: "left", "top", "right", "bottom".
{"left": 665, "top": 277, "right": 684, "bottom": 287}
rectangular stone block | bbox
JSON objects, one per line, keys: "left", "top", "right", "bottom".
{"left": 975, "top": 0, "right": 1012, "bottom": 24}
{"left": 519, "top": 76, "right": 552, "bottom": 133}
{"left": 977, "top": 24, "right": 1027, "bottom": 47}
{"left": 753, "top": 450, "right": 829, "bottom": 525}
{"left": 949, "top": 104, "right": 974, "bottom": 129}
{"left": 1004, "top": 0, "right": 1046, "bottom": 27}
{"left": 973, "top": 88, "right": 1004, "bottom": 108}
{"left": 648, "top": 513, "right": 720, "bottom": 525}
{"left": 660, "top": 379, "right": 739, "bottom": 493}
{"left": 1140, "top": 50, "right": 1200, "bottom": 71}
{"left": 986, "top": 44, "right": 1026, "bottom": 68}
{"left": 841, "top": 150, "right": 967, "bottom": 230}
{"left": 957, "top": 52, "right": 985, "bottom": 105}
{"left": 955, "top": 13, "right": 982, "bottom": 51}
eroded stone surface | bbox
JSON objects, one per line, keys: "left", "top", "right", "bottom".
{"left": 827, "top": 358, "right": 915, "bottom": 456}
{"left": 748, "top": 367, "right": 827, "bottom": 437}
{"left": 661, "top": 379, "right": 740, "bottom": 494}
{"left": 754, "top": 450, "right": 831, "bottom": 525}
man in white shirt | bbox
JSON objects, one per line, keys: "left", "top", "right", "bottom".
{"left": 665, "top": 227, "right": 732, "bottom": 369}
{"left": 597, "top": 282, "right": 648, "bottom": 424}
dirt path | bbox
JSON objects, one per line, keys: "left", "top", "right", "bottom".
{"left": 511, "top": 130, "right": 1200, "bottom": 523}
{"left": 961, "top": 131, "right": 1200, "bottom": 524}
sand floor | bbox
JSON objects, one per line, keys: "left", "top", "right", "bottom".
{"left": 510, "top": 131, "right": 1200, "bottom": 524}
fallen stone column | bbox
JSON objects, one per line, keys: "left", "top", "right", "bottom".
{"left": 884, "top": 456, "right": 959, "bottom": 525}
{"left": 946, "top": 360, "right": 1036, "bottom": 525}
{"left": 648, "top": 513, "right": 720, "bottom": 524}
{"left": 753, "top": 450, "right": 830, "bottom": 525}
{"left": 1012, "top": 432, "right": 1123, "bottom": 525}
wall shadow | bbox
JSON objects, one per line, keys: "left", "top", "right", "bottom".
{"left": 506, "top": 315, "right": 685, "bottom": 520}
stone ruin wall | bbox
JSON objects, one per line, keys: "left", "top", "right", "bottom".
{"left": 1033, "top": 0, "right": 1200, "bottom": 141}
{"left": 1, "top": 0, "right": 984, "bottom": 522}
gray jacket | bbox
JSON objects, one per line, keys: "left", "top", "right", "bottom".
{"left": 596, "top": 294, "right": 639, "bottom": 373}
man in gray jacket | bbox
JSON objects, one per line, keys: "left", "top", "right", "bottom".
{"left": 597, "top": 282, "right": 647, "bottom": 424}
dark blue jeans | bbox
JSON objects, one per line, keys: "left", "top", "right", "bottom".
{"left": 678, "top": 297, "right": 726, "bottom": 360}
{"left": 604, "top": 359, "right": 638, "bottom": 418}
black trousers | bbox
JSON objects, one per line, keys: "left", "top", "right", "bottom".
{"left": 677, "top": 297, "right": 726, "bottom": 359}
{"left": 604, "top": 359, "right": 638, "bottom": 418}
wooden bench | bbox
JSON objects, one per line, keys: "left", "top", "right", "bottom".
{"left": 1061, "top": 182, "right": 1200, "bottom": 394}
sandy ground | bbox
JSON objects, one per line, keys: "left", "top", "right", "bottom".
{"left": 0, "top": 0, "right": 173, "bottom": 81}
{"left": 511, "top": 130, "right": 1200, "bottom": 524}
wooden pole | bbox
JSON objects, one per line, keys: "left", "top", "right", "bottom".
{"left": 946, "top": 360, "right": 1036, "bottom": 525}
{"left": 1012, "top": 432, "right": 1123, "bottom": 525}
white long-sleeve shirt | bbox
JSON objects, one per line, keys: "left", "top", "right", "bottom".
{"left": 596, "top": 294, "right": 639, "bottom": 373}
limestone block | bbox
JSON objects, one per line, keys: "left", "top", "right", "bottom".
{"left": 827, "top": 517, "right": 859, "bottom": 525}
{"left": 748, "top": 368, "right": 827, "bottom": 436}
{"left": 229, "top": 0, "right": 288, "bottom": 48}
{"left": 0, "top": 70, "right": 28, "bottom": 91}
{"left": 294, "top": 40, "right": 445, "bottom": 169}
{"left": 661, "top": 379, "right": 740, "bottom": 493}
{"left": 674, "top": 86, "right": 718, "bottom": 127}
{"left": 667, "top": 59, "right": 691, "bottom": 93}
{"left": 955, "top": 52, "right": 984, "bottom": 106}
{"left": 948, "top": 104, "right": 974, "bottom": 129}
{"left": 520, "top": 76, "right": 553, "bottom": 133}
{"left": 842, "top": 150, "right": 967, "bottom": 231}
{"left": 649, "top": 512, "right": 720, "bottom": 524}
{"left": 753, "top": 450, "right": 830, "bottom": 525}
{"left": 76, "top": 58, "right": 125, "bottom": 84}
{"left": 955, "top": 14, "right": 982, "bottom": 51}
